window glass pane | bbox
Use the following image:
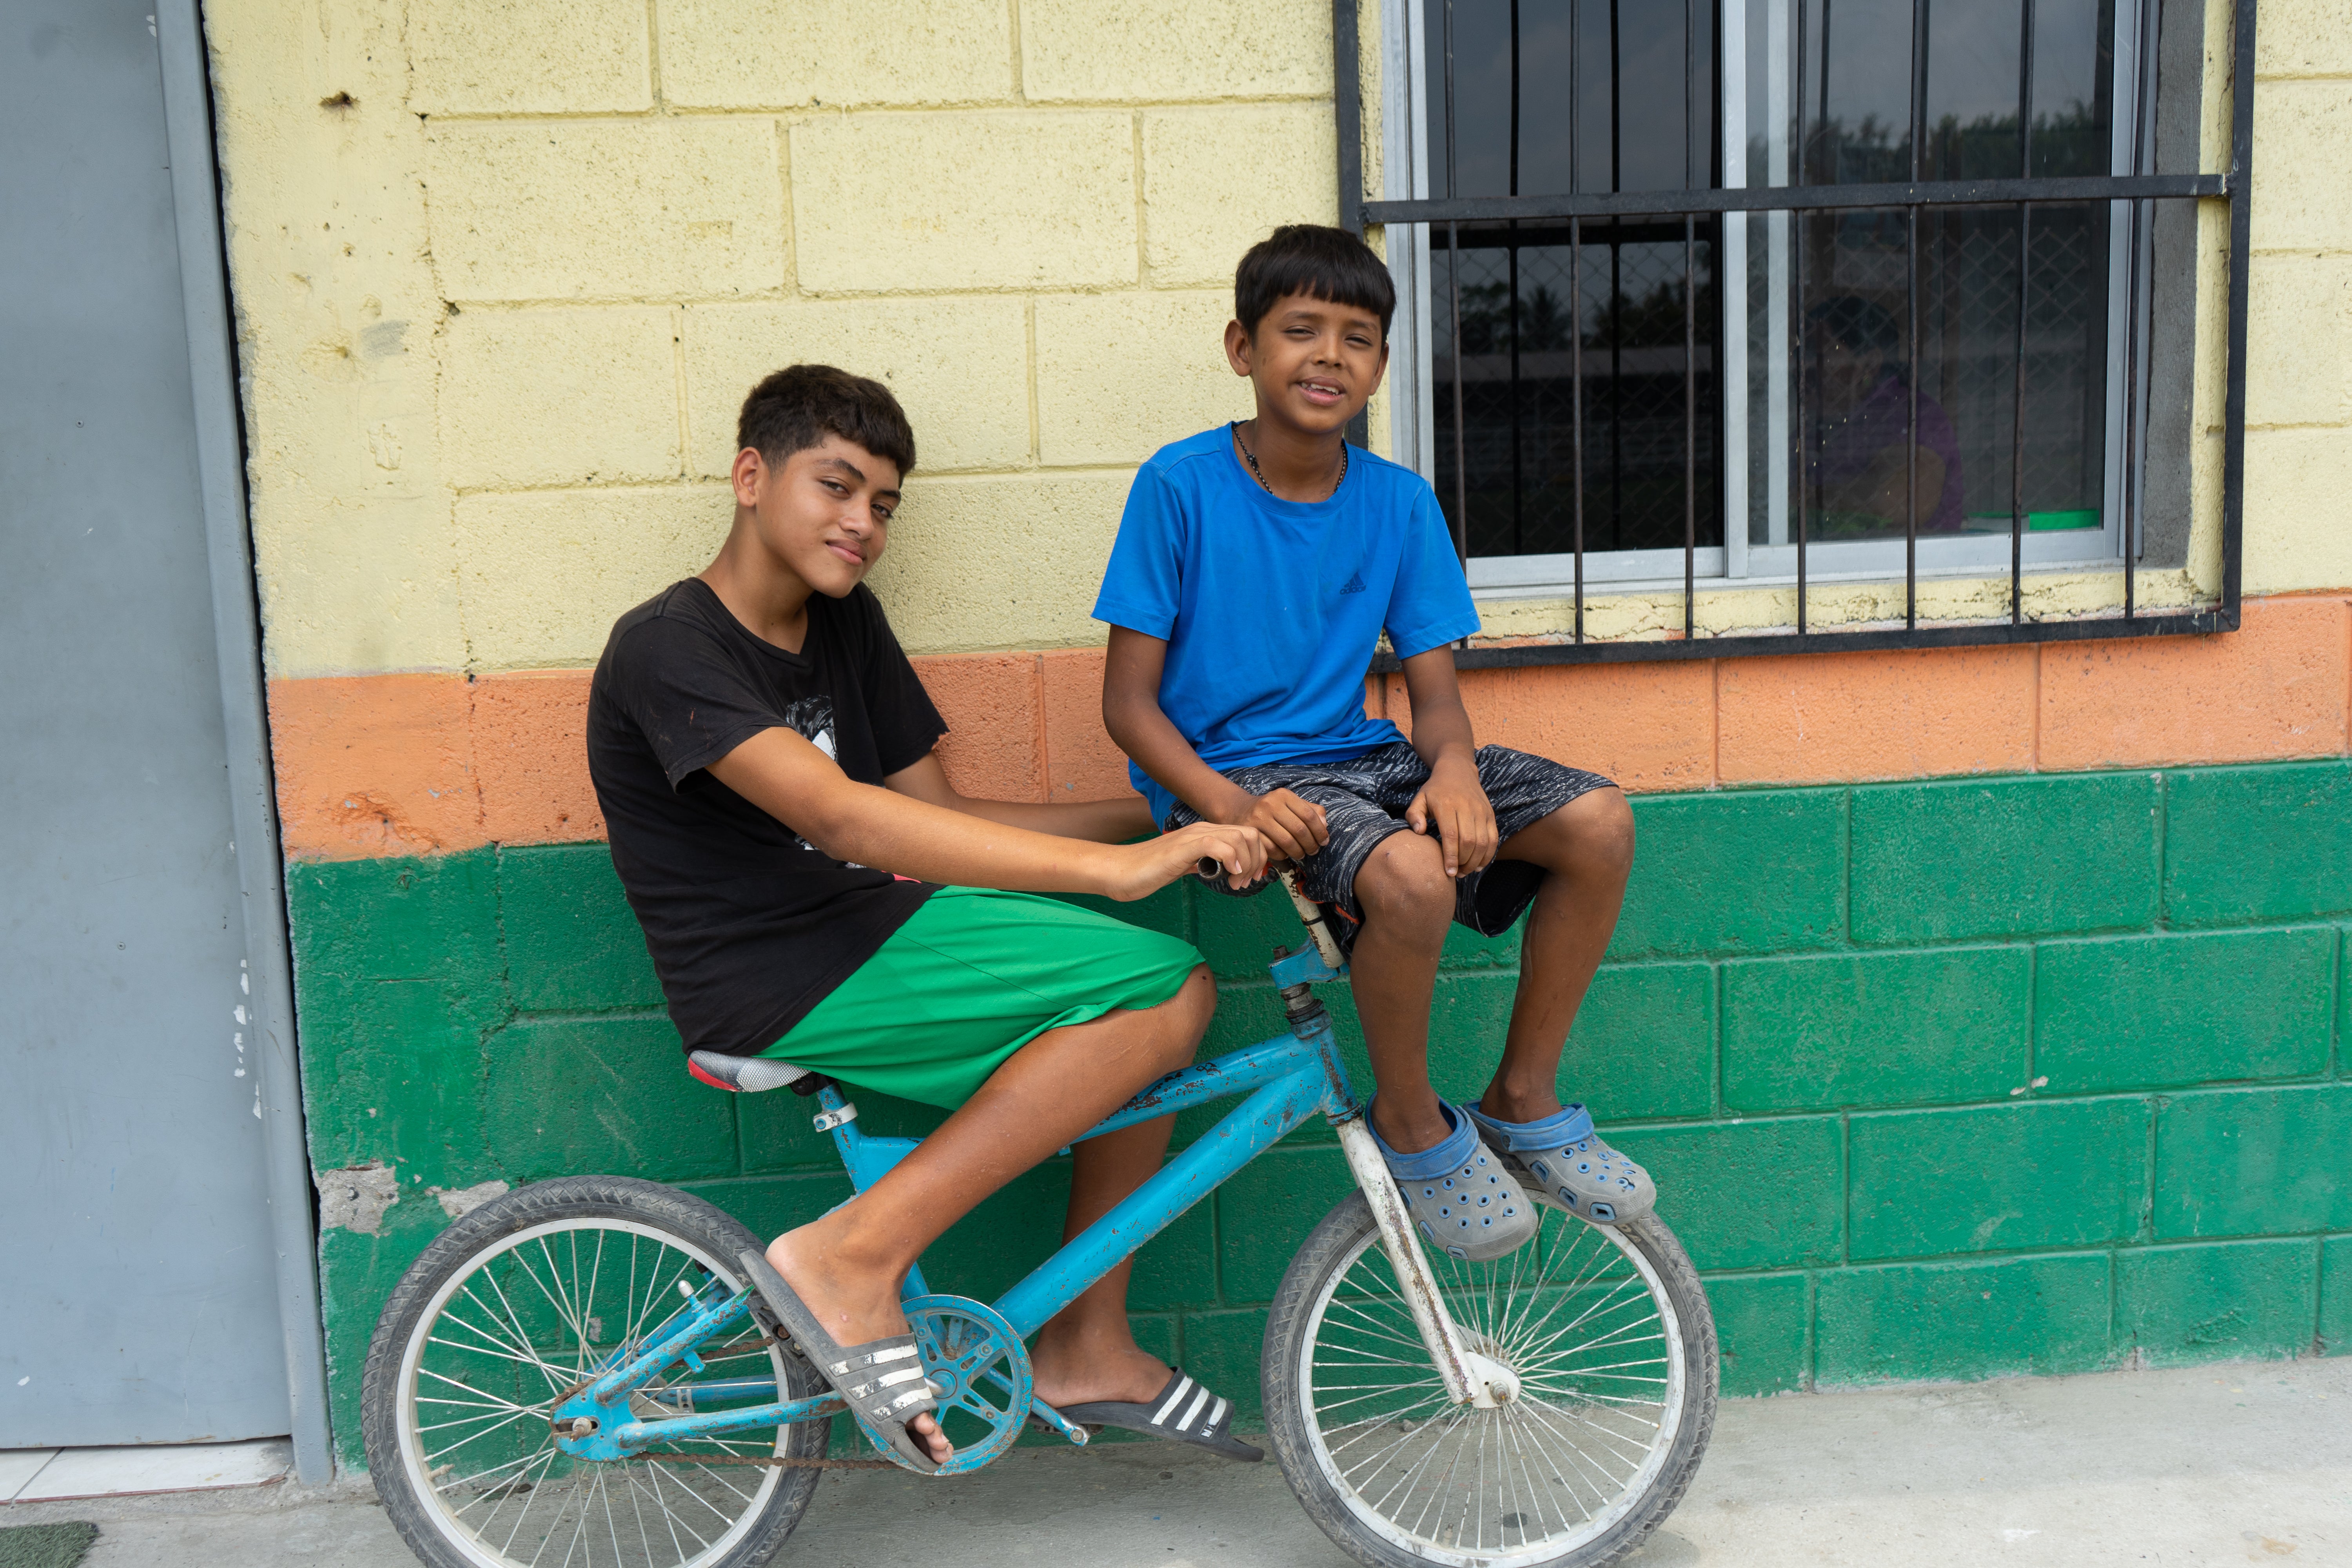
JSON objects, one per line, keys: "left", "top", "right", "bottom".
{"left": 2014, "top": 202, "right": 2112, "bottom": 517}
{"left": 1925, "top": 0, "right": 2025, "bottom": 178}
{"left": 1432, "top": 0, "right": 1516, "bottom": 197}
{"left": 1422, "top": 0, "right": 2125, "bottom": 565}
{"left": 2032, "top": 0, "right": 2116, "bottom": 177}
{"left": 1436, "top": 227, "right": 1722, "bottom": 557}
{"left": 1730, "top": 0, "right": 2120, "bottom": 548}
{"left": 1425, "top": 0, "right": 1720, "bottom": 559}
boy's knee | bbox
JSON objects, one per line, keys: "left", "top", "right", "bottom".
{"left": 1147, "top": 965, "right": 1217, "bottom": 1070}
{"left": 1577, "top": 788, "right": 1636, "bottom": 877}
{"left": 1355, "top": 832, "right": 1454, "bottom": 935}
{"left": 1521, "top": 788, "right": 1634, "bottom": 880}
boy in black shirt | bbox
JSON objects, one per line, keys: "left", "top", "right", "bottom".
{"left": 588, "top": 366, "right": 1267, "bottom": 1472}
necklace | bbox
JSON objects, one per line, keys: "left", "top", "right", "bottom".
{"left": 1234, "top": 421, "right": 1347, "bottom": 501}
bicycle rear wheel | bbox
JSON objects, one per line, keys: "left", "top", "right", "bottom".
{"left": 361, "top": 1175, "right": 829, "bottom": 1568}
{"left": 1263, "top": 1186, "right": 1717, "bottom": 1568}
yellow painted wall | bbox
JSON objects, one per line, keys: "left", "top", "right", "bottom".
{"left": 206, "top": 0, "right": 2349, "bottom": 679}
{"left": 2245, "top": 0, "right": 2352, "bottom": 590}
{"left": 206, "top": 0, "right": 1349, "bottom": 676}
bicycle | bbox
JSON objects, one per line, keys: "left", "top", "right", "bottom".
{"left": 361, "top": 871, "right": 1718, "bottom": 1568}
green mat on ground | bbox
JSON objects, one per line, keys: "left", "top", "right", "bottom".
{"left": 0, "top": 1521, "right": 98, "bottom": 1568}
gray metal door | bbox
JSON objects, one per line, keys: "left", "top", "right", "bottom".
{"left": 0, "top": 0, "right": 290, "bottom": 1445}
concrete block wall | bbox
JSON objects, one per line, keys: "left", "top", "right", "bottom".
{"left": 290, "top": 756, "right": 2352, "bottom": 1463}
{"left": 199, "top": 0, "right": 2352, "bottom": 679}
{"left": 2247, "top": 1, "right": 2352, "bottom": 591}
{"left": 203, "top": 0, "right": 1345, "bottom": 679}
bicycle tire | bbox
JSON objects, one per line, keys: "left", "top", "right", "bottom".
{"left": 1261, "top": 1187, "right": 1718, "bottom": 1568}
{"left": 361, "top": 1175, "right": 829, "bottom": 1568}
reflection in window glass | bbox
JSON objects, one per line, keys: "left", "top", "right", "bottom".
{"left": 1417, "top": 0, "right": 2134, "bottom": 567}
{"left": 1426, "top": 0, "right": 1720, "bottom": 560}
{"left": 1733, "top": 0, "right": 2123, "bottom": 551}
{"left": 1437, "top": 229, "right": 1721, "bottom": 557}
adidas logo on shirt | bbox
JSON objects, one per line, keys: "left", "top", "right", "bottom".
{"left": 1339, "top": 570, "right": 1367, "bottom": 595}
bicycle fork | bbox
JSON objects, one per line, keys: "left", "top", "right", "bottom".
{"left": 1272, "top": 873, "right": 1514, "bottom": 1414}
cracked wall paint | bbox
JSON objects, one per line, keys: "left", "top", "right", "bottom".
{"left": 430, "top": 1179, "right": 508, "bottom": 1220}
{"left": 314, "top": 1161, "right": 400, "bottom": 1237}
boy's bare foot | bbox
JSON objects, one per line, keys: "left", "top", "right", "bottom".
{"left": 764, "top": 1226, "right": 953, "bottom": 1466}
{"left": 1367, "top": 1089, "right": 1454, "bottom": 1156}
{"left": 1476, "top": 1083, "right": 1566, "bottom": 1126}
{"left": 1029, "top": 1329, "right": 1172, "bottom": 1410}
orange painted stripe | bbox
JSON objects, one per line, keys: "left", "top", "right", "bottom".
{"left": 1715, "top": 644, "right": 2039, "bottom": 785}
{"left": 267, "top": 594, "right": 2352, "bottom": 860}
{"left": 268, "top": 673, "right": 484, "bottom": 859}
{"left": 2036, "top": 596, "right": 2351, "bottom": 771}
{"left": 1378, "top": 660, "right": 1719, "bottom": 793}
{"left": 267, "top": 652, "right": 1142, "bottom": 861}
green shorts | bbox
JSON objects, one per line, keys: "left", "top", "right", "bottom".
{"left": 759, "top": 886, "right": 1204, "bottom": 1110}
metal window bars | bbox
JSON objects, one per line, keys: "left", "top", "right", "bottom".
{"left": 1333, "top": 0, "right": 2254, "bottom": 669}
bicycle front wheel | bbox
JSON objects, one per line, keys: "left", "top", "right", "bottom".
{"left": 360, "top": 1175, "right": 830, "bottom": 1568}
{"left": 1263, "top": 1187, "right": 1718, "bottom": 1568}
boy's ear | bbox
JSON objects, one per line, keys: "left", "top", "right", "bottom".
{"left": 730, "top": 446, "right": 768, "bottom": 508}
{"left": 1224, "top": 318, "right": 1254, "bottom": 377}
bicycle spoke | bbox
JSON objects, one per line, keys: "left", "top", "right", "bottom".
{"left": 390, "top": 1213, "right": 809, "bottom": 1568}
{"left": 423, "top": 1408, "right": 548, "bottom": 1467}
{"left": 616, "top": 1463, "right": 657, "bottom": 1568}
{"left": 427, "top": 1326, "right": 575, "bottom": 1383}
{"left": 1515, "top": 1392, "right": 1646, "bottom": 1495}
{"left": 476, "top": 1272, "right": 573, "bottom": 1399}
{"left": 416, "top": 1364, "right": 541, "bottom": 1414}
{"left": 640, "top": 1476, "right": 710, "bottom": 1561}
{"left": 1510, "top": 1395, "right": 1624, "bottom": 1510}
{"left": 1505, "top": 1270, "right": 1653, "bottom": 1360}
{"left": 1295, "top": 1201, "right": 1696, "bottom": 1567}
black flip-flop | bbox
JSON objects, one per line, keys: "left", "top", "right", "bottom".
{"left": 737, "top": 1250, "right": 944, "bottom": 1474}
{"left": 1054, "top": 1367, "right": 1263, "bottom": 1463}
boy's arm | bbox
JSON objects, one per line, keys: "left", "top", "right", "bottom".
{"left": 1102, "top": 626, "right": 1331, "bottom": 862}
{"left": 1397, "top": 647, "right": 1499, "bottom": 878}
{"left": 881, "top": 751, "right": 1154, "bottom": 844}
{"left": 708, "top": 726, "right": 1266, "bottom": 898}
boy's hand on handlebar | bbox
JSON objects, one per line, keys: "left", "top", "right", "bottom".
{"left": 1103, "top": 820, "right": 1269, "bottom": 901}
{"left": 1211, "top": 787, "right": 1328, "bottom": 864}
{"left": 1406, "top": 760, "right": 1498, "bottom": 878}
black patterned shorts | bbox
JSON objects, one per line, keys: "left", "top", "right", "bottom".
{"left": 1164, "top": 741, "right": 1616, "bottom": 950}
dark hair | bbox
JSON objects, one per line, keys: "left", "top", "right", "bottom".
{"left": 1234, "top": 225, "right": 1397, "bottom": 340}
{"left": 1807, "top": 296, "right": 1900, "bottom": 358}
{"left": 736, "top": 364, "right": 917, "bottom": 479}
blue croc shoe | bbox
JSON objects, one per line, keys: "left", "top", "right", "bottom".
{"left": 1463, "top": 1103, "right": 1656, "bottom": 1226}
{"left": 1370, "top": 1101, "right": 1539, "bottom": 1262}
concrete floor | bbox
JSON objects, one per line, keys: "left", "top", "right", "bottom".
{"left": 5, "top": 1357, "right": 2344, "bottom": 1566}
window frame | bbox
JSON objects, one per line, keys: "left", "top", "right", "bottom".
{"left": 1335, "top": 0, "right": 2253, "bottom": 666}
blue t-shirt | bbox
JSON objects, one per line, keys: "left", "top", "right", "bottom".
{"left": 1092, "top": 426, "right": 1481, "bottom": 826}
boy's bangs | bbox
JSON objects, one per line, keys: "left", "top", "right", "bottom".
{"left": 1235, "top": 225, "right": 1397, "bottom": 339}
{"left": 737, "top": 363, "right": 918, "bottom": 478}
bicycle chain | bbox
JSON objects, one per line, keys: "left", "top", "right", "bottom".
{"left": 546, "top": 1332, "right": 900, "bottom": 1472}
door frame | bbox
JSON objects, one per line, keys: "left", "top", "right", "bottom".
{"left": 158, "top": 0, "right": 331, "bottom": 1484}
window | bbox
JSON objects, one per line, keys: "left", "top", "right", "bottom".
{"left": 1346, "top": 0, "right": 2250, "bottom": 658}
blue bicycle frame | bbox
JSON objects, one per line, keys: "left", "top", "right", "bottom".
{"left": 559, "top": 937, "right": 1364, "bottom": 1460}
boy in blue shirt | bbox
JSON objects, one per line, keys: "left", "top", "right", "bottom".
{"left": 1096, "top": 226, "right": 1656, "bottom": 1260}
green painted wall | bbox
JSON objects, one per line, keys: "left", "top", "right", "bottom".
{"left": 290, "top": 761, "right": 2352, "bottom": 1468}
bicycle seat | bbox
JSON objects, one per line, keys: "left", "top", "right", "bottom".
{"left": 686, "top": 1051, "right": 810, "bottom": 1094}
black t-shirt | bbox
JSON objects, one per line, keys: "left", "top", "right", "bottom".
{"left": 586, "top": 577, "right": 946, "bottom": 1055}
